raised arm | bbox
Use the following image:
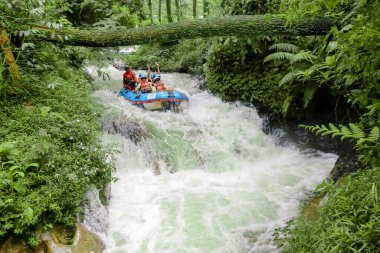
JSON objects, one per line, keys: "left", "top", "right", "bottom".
{"left": 147, "top": 64, "right": 151, "bottom": 82}
{"left": 155, "top": 62, "right": 160, "bottom": 74}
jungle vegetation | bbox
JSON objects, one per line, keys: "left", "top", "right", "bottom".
{"left": 1, "top": 0, "right": 379, "bottom": 251}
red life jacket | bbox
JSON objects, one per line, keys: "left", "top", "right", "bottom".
{"left": 141, "top": 81, "right": 151, "bottom": 92}
{"left": 123, "top": 71, "right": 136, "bottom": 83}
{"left": 155, "top": 81, "right": 166, "bottom": 91}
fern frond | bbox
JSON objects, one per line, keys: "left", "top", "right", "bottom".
{"left": 368, "top": 127, "right": 380, "bottom": 142}
{"left": 328, "top": 123, "right": 340, "bottom": 132}
{"left": 282, "top": 96, "right": 293, "bottom": 116}
{"left": 301, "top": 122, "right": 376, "bottom": 148}
{"left": 300, "top": 123, "right": 345, "bottom": 139}
{"left": 325, "top": 123, "right": 341, "bottom": 137}
{"left": 349, "top": 123, "right": 365, "bottom": 139}
{"left": 299, "top": 124, "right": 319, "bottom": 133}
{"left": 332, "top": 132, "right": 342, "bottom": 138}
{"left": 326, "top": 41, "right": 338, "bottom": 53}
{"left": 264, "top": 52, "right": 295, "bottom": 63}
{"left": 302, "top": 65, "right": 318, "bottom": 79}
{"left": 311, "top": 125, "right": 321, "bottom": 133}
{"left": 290, "top": 51, "right": 318, "bottom": 64}
{"left": 269, "top": 43, "right": 300, "bottom": 53}
{"left": 340, "top": 126, "right": 352, "bottom": 140}
{"left": 357, "top": 138, "right": 366, "bottom": 145}
{"left": 279, "top": 71, "right": 299, "bottom": 85}
{"left": 303, "top": 86, "right": 317, "bottom": 108}
{"left": 299, "top": 124, "right": 313, "bottom": 132}
{"left": 316, "top": 125, "right": 328, "bottom": 135}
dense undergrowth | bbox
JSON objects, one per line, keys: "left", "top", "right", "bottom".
{"left": 205, "top": 36, "right": 301, "bottom": 117}
{"left": 275, "top": 167, "right": 380, "bottom": 252}
{"left": 0, "top": 45, "right": 114, "bottom": 245}
{"left": 273, "top": 0, "right": 380, "bottom": 251}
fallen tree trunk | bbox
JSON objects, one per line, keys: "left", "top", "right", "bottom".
{"left": 44, "top": 15, "right": 334, "bottom": 47}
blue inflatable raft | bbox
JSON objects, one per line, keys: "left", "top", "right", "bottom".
{"left": 119, "top": 89, "right": 189, "bottom": 111}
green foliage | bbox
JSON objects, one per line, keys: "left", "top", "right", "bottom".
{"left": 65, "top": 0, "right": 113, "bottom": 26}
{"left": 222, "top": 0, "right": 279, "bottom": 15}
{"left": 0, "top": 142, "right": 18, "bottom": 162}
{"left": 279, "top": 0, "right": 380, "bottom": 165}
{"left": 280, "top": 0, "right": 357, "bottom": 20}
{"left": 303, "top": 86, "right": 317, "bottom": 108}
{"left": 199, "top": 1, "right": 337, "bottom": 118}
{"left": 0, "top": 45, "right": 115, "bottom": 240}
{"left": 65, "top": 0, "right": 139, "bottom": 28}
{"left": 275, "top": 1, "right": 380, "bottom": 251}
{"left": 205, "top": 36, "right": 308, "bottom": 116}
{"left": 268, "top": 43, "right": 300, "bottom": 53}
{"left": 280, "top": 0, "right": 380, "bottom": 118}
{"left": 264, "top": 50, "right": 317, "bottom": 64}
{"left": 0, "top": 53, "right": 4, "bottom": 92}
{"left": 120, "top": 39, "right": 211, "bottom": 74}
{"left": 301, "top": 123, "right": 380, "bottom": 167}
{"left": 278, "top": 71, "right": 299, "bottom": 85}
{"left": 109, "top": 5, "right": 139, "bottom": 28}
{"left": 275, "top": 167, "right": 380, "bottom": 252}
{"left": 0, "top": 0, "right": 72, "bottom": 41}
{"left": 301, "top": 123, "right": 366, "bottom": 141}
{"left": 263, "top": 42, "right": 325, "bottom": 115}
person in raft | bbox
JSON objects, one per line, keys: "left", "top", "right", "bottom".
{"left": 152, "top": 74, "right": 172, "bottom": 92}
{"left": 135, "top": 73, "right": 155, "bottom": 97}
{"left": 123, "top": 65, "right": 138, "bottom": 91}
{"left": 147, "top": 62, "right": 160, "bottom": 82}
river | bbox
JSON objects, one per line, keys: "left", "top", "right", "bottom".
{"left": 86, "top": 66, "right": 337, "bottom": 253}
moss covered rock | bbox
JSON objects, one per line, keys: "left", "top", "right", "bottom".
{"left": 0, "top": 223, "right": 104, "bottom": 253}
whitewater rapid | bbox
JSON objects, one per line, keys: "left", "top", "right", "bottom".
{"left": 87, "top": 67, "right": 337, "bottom": 253}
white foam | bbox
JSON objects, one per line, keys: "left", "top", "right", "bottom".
{"left": 89, "top": 68, "right": 337, "bottom": 253}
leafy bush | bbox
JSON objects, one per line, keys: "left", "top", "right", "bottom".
{"left": 205, "top": 37, "right": 296, "bottom": 115}
{"left": 275, "top": 167, "right": 380, "bottom": 252}
{"left": 275, "top": 1, "right": 380, "bottom": 251}
{"left": 279, "top": 0, "right": 379, "bottom": 165}
{"left": 0, "top": 45, "right": 114, "bottom": 241}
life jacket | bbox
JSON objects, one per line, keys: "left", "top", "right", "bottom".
{"left": 123, "top": 71, "right": 136, "bottom": 83}
{"left": 141, "top": 81, "right": 151, "bottom": 92}
{"left": 155, "top": 81, "right": 166, "bottom": 91}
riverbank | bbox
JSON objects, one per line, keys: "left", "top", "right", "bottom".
{"left": 0, "top": 45, "right": 114, "bottom": 249}
{"left": 276, "top": 166, "right": 380, "bottom": 252}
